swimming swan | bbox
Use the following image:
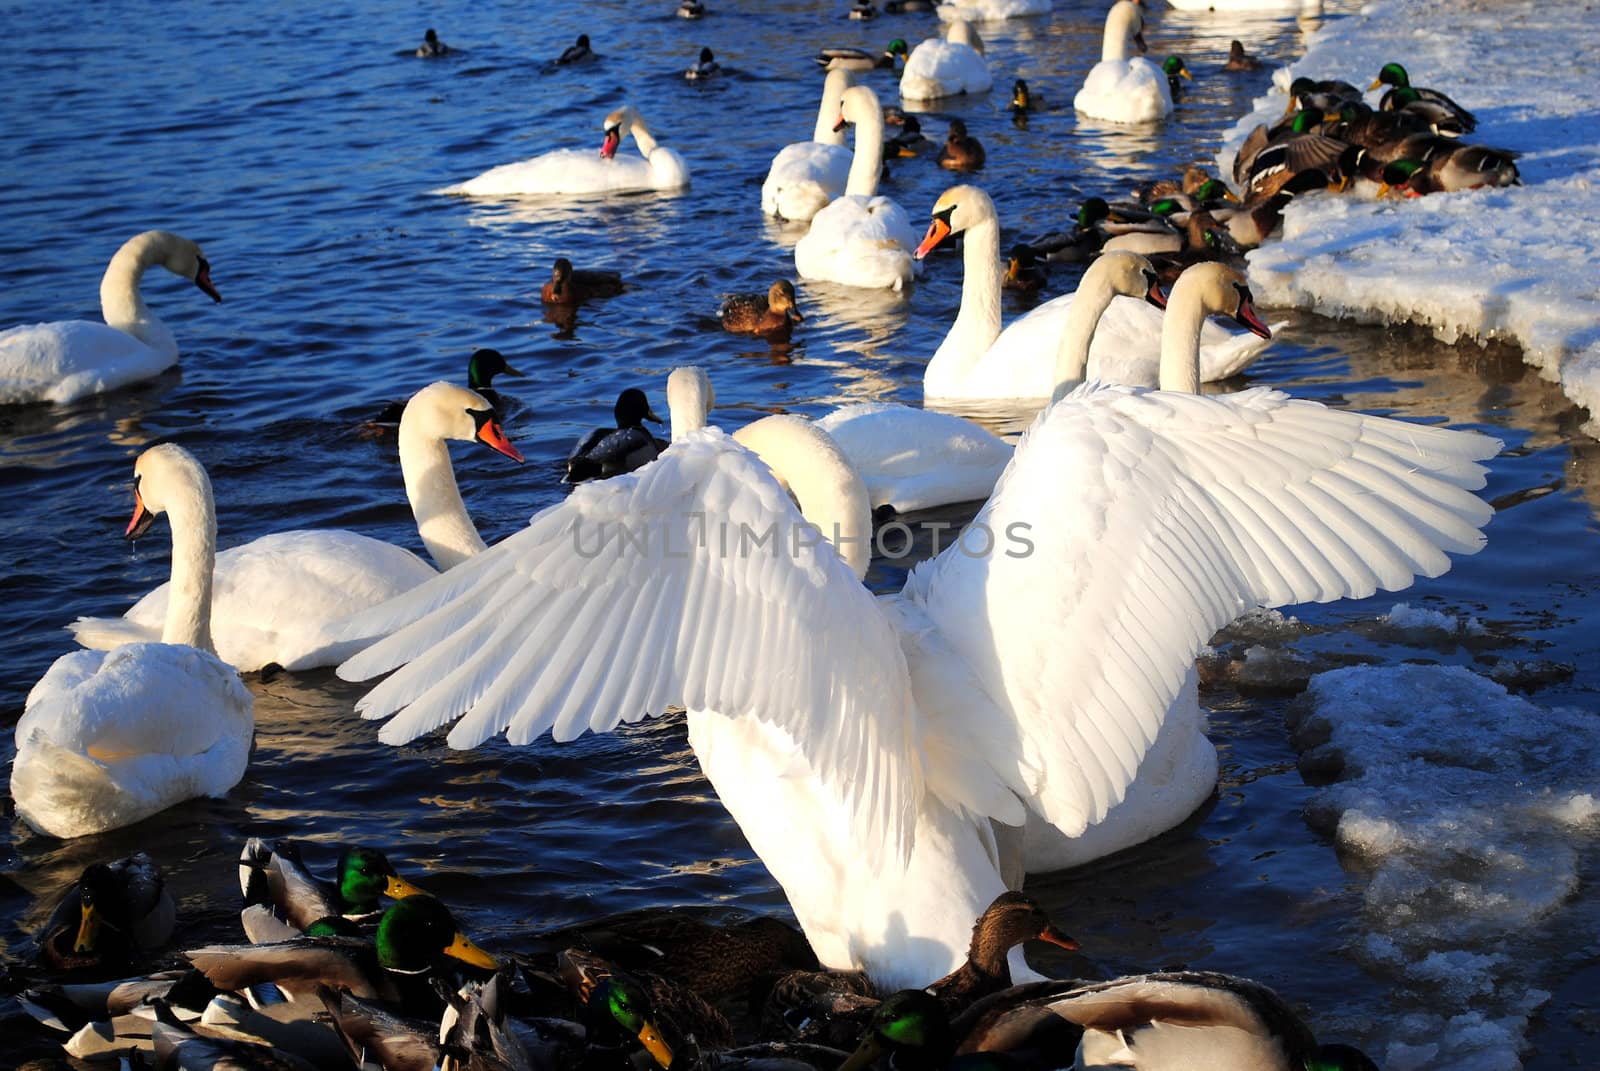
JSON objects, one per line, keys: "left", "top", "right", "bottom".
{"left": 440, "top": 106, "right": 688, "bottom": 197}
{"left": 335, "top": 278, "right": 1498, "bottom": 987}
{"left": 12, "top": 444, "right": 253, "bottom": 839}
{"left": 1073, "top": 1, "right": 1172, "bottom": 124}
{"left": 761, "top": 68, "right": 857, "bottom": 223}
{"left": 794, "top": 85, "right": 919, "bottom": 291}
{"left": 0, "top": 231, "right": 221, "bottom": 406}
{"left": 900, "top": 20, "right": 992, "bottom": 103}
{"left": 69, "top": 383, "right": 522, "bottom": 673}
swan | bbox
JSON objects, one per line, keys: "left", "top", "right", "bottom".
{"left": 0, "top": 231, "right": 221, "bottom": 406}
{"left": 1073, "top": 1, "right": 1172, "bottom": 124}
{"left": 761, "top": 67, "right": 857, "bottom": 223}
{"left": 68, "top": 383, "right": 523, "bottom": 673}
{"left": 439, "top": 106, "right": 688, "bottom": 197}
{"left": 794, "top": 85, "right": 920, "bottom": 291}
{"left": 936, "top": 0, "right": 1052, "bottom": 18}
{"left": 335, "top": 269, "right": 1498, "bottom": 987}
{"left": 915, "top": 185, "right": 1273, "bottom": 401}
{"left": 12, "top": 444, "right": 254, "bottom": 839}
{"left": 900, "top": 20, "right": 992, "bottom": 103}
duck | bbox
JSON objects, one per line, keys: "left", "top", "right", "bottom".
{"left": 1073, "top": 1, "right": 1170, "bottom": 123}
{"left": 566, "top": 388, "right": 668, "bottom": 484}
{"left": 441, "top": 106, "right": 688, "bottom": 196}
{"left": 1371, "top": 62, "right": 1475, "bottom": 133}
{"left": 915, "top": 186, "right": 1267, "bottom": 400}
{"left": 849, "top": 0, "right": 879, "bottom": 18}
{"left": 1142, "top": 177, "right": 1240, "bottom": 213}
{"left": 794, "top": 84, "right": 920, "bottom": 291}
{"left": 237, "top": 840, "right": 427, "bottom": 939}
{"left": 1378, "top": 146, "right": 1521, "bottom": 196}
{"left": 762, "top": 67, "right": 857, "bottom": 222}
{"left": 937, "top": 119, "right": 986, "bottom": 171}
{"left": 685, "top": 46, "right": 719, "bottom": 82}
{"left": 1020, "top": 198, "right": 1163, "bottom": 265}
{"left": 678, "top": 0, "right": 706, "bottom": 17}
{"left": 1217, "top": 168, "right": 1330, "bottom": 249}
{"left": 68, "top": 383, "right": 523, "bottom": 673}
{"left": 1002, "top": 244, "right": 1048, "bottom": 293}
{"left": 1224, "top": 39, "right": 1260, "bottom": 71}
{"left": 1282, "top": 75, "right": 1362, "bottom": 118}
{"left": 1162, "top": 55, "right": 1191, "bottom": 100}
{"left": 0, "top": 231, "right": 221, "bottom": 406}
{"left": 561, "top": 948, "right": 734, "bottom": 1055}
{"left": 322, "top": 975, "right": 553, "bottom": 1071}
{"left": 556, "top": 34, "right": 595, "bottom": 65}
{"left": 12, "top": 445, "right": 254, "bottom": 839}
{"left": 366, "top": 347, "right": 522, "bottom": 429}
{"left": 720, "top": 280, "right": 805, "bottom": 342}
{"left": 1134, "top": 165, "right": 1225, "bottom": 204}
{"left": 542, "top": 257, "right": 626, "bottom": 303}
{"left": 1232, "top": 109, "right": 1349, "bottom": 200}
{"left": 1381, "top": 87, "right": 1473, "bottom": 138}
{"left": 336, "top": 262, "right": 1498, "bottom": 987}
{"left": 35, "top": 854, "right": 177, "bottom": 971}
{"left": 1008, "top": 79, "right": 1039, "bottom": 114}
{"left": 885, "top": 114, "right": 935, "bottom": 157}
{"left": 186, "top": 894, "right": 498, "bottom": 1016}
{"left": 148, "top": 1000, "right": 323, "bottom": 1071}
{"left": 415, "top": 28, "right": 449, "bottom": 57}
{"left": 1101, "top": 208, "right": 1236, "bottom": 258}
{"left": 815, "top": 39, "right": 909, "bottom": 71}
{"left": 900, "top": 20, "right": 992, "bottom": 102}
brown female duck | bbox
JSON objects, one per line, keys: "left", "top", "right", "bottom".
{"left": 541, "top": 257, "right": 625, "bottom": 304}
{"left": 719, "top": 280, "right": 804, "bottom": 342}
{"left": 937, "top": 119, "right": 986, "bottom": 172}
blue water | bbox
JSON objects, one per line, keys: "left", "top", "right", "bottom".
{"left": 3, "top": 1, "right": 1597, "bottom": 1067}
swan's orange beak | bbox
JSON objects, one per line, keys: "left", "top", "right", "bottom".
{"left": 126, "top": 486, "right": 154, "bottom": 539}
{"left": 833, "top": 109, "right": 848, "bottom": 133}
{"left": 1037, "top": 924, "right": 1080, "bottom": 951}
{"left": 914, "top": 216, "right": 952, "bottom": 260}
{"left": 1145, "top": 277, "right": 1168, "bottom": 310}
{"left": 194, "top": 258, "right": 222, "bottom": 303}
{"left": 477, "top": 418, "right": 524, "bottom": 463}
{"left": 1233, "top": 290, "right": 1272, "bottom": 338}
{"left": 600, "top": 128, "right": 621, "bottom": 159}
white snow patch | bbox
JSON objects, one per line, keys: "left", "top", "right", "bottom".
{"left": 1379, "top": 601, "right": 1487, "bottom": 638}
{"left": 1296, "top": 665, "right": 1600, "bottom": 1070}
{"left": 1217, "top": 0, "right": 1600, "bottom": 434}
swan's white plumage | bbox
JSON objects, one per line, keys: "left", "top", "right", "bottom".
{"left": 336, "top": 354, "right": 1497, "bottom": 985}
{"left": 440, "top": 108, "right": 688, "bottom": 196}
{"left": 1073, "top": 1, "right": 1172, "bottom": 124}
{"left": 762, "top": 68, "right": 855, "bottom": 223}
{"left": 816, "top": 402, "right": 1012, "bottom": 512}
{"left": 900, "top": 22, "right": 992, "bottom": 101}
{"left": 936, "top": 0, "right": 1052, "bottom": 18}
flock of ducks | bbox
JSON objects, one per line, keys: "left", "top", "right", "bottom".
{"left": 2, "top": 2, "right": 1524, "bottom": 1069}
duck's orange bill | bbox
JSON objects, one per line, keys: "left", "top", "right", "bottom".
{"left": 126, "top": 489, "right": 153, "bottom": 538}
{"left": 477, "top": 419, "right": 525, "bottom": 463}
{"left": 638, "top": 1021, "right": 675, "bottom": 1069}
{"left": 839, "top": 1033, "right": 887, "bottom": 1071}
{"left": 601, "top": 129, "right": 621, "bottom": 159}
{"left": 385, "top": 874, "right": 428, "bottom": 899}
{"left": 1037, "top": 924, "right": 1080, "bottom": 951}
{"left": 914, "top": 217, "right": 952, "bottom": 260}
{"left": 444, "top": 930, "right": 500, "bottom": 970}
{"left": 74, "top": 903, "right": 99, "bottom": 954}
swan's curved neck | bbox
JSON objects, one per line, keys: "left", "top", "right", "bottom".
{"left": 814, "top": 73, "right": 851, "bottom": 146}
{"left": 1101, "top": 5, "right": 1136, "bottom": 62}
{"left": 669, "top": 378, "right": 712, "bottom": 441}
{"left": 100, "top": 235, "right": 177, "bottom": 358}
{"left": 1159, "top": 281, "right": 1208, "bottom": 394}
{"left": 1051, "top": 276, "right": 1121, "bottom": 401}
{"left": 161, "top": 471, "right": 217, "bottom": 652}
{"left": 845, "top": 108, "right": 886, "bottom": 197}
{"left": 732, "top": 416, "right": 871, "bottom": 580}
{"left": 930, "top": 216, "right": 1003, "bottom": 384}
{"left": 399, "top": 423, "right": 485, "bottom": 570}
{"left": 629, "top": 121, "right": 660, "bottom": 159}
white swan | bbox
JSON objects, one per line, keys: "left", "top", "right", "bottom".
{"left": 937, "top": 0, "right": 1052, "bottom": 18}
{"left": 916, "top": 186, "right": 1273, "bottom": 401}
{"left": 69, "top": 383, "right": 522, "bottom": 673}
{"left": 1073, "top": 1, "right": 1172, "bottom": 124}
{"left": 439, "top": 106, "right": 688, "bottom": 197}
{"left": 761, "top": 68, "right": 857, "bottom": 223}
{"left": 900, "top": 20, "right": 993, "bottom": 102}
{"left": 0, "top": 232, "right": 221, "bottom": 406}
{"left": 336, "top": 271, "right": 1498, "bottom": 987}
{"left": 12, "top": 445, "right": 253, "bottom": 839}
{"left": 795, "top": 85, "right": 920, "bottom": 292}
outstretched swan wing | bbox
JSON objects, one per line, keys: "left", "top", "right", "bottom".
{"left": 336, "top": 428, "right": 921, "bottom": 860}
{"left": 905, "top": 384, "right": 1498, "bottom": 835}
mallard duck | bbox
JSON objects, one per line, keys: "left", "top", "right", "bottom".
{"left": 1282, "top": 76, "right": 1362, "bottom": 117}
{"left": 1224, "top": 40, "right": 1260, "bottom": 71}
{"left": 685, "top": 47, "right": 719, "bottom": 82}
{"left": 1024, "top": 197, "right": 1169, "bottom": 264}
{"left": 1143, "top": 178, "right": 1239, "bottom": 214}
{"left": 152, "top": 1000, "right": 320, "bottom": 1071}
{"left": 416, "top": 29, "right": 450, "bottom": 57}
{"left": 937, "top": 119, "right": 986, "bottom": 171}
{"left": 560, "top": 948, "right": 728, "bottom": 1063}
{"left": 815, "top": 39, "right": 908, "bottom": 71}
{"left": 238, "top": 839, "right": 426, "bottom": 936}
{"left": 1009, "top": 79, "right": 1039, "bottom": 114}
{"left": 1134, "top": 164, "right": 1218, "bottom": 203}
{"left": 678, "top": 0, "right": 706, "bottom": 18}
{"left": 321, "top": 975, "right": 552, "bottom": 1071}
{"left": 187, "top": 895, "right": 497, "bottom": 1017}
{"left": 565, "top": 388, "right": 668, "bottom": 484}
{"left": 1102, "top": 209, "right": 1233, "bottom": 258}
{"left": 1381, "top": 86, "right": 1472, "bottom": 137}
{"left": 849, "top": 0, "right": 879, "bottom": 19}
{"left": 719, "top": 281, "right": 805, "bottom": 342}
{"left": 885, "top": 115, "right": 933, "bottom": 157}
{"left": 19, "top": 970, "right": 205, "bottom": 1034}
{"left": 1371, "top": 62, "right": 1475, "bottom": 134}
{"left": 35, "top": 854, "right": 176, "bottom": 972}
{"left": 1235, "top": 109, "right": 1349, "bottom": 199}
{"left": 365, "top": 348, "right": 523, "bottom": 431}
{"left": 1219, "top": 168, "right": 1330, "bottom": 248}
{"left": 556, "top": 34, "right": 595, "bottom": 65}
{"left": 1003, "top": 244, "right": 1048, "bottom": 293}
{"left": 1162, "top": 56, "right": 1191, "bottom": 100}
{"left": 1379, "top": 145, "right": 1521, "bottom": 196}
{"left": 541, "top": 257, "right": 625, "bottom": 304}
{"left": 1324, "top": 105, "right": 1431, "bottom": 162}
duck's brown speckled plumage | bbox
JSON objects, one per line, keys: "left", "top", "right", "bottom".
{"left": 542, "top": 257, "right": 625, "bottom": 304}
{"left": 938, "top": 119, "right": 985, "bottom": 172}
{"left": 719, "top": 280, "right": 804, "bottom": 342}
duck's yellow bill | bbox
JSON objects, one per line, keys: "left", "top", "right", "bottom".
{"left": 1367, "top": 77, "right": 1384, "bottom": 91}
{"left": 385, "top": 874, "right": 428, "bottom": 900}
{"left": 839, "top": 1033, "right": 887, "bottom": 1071}
{"left": 75, "top": 903, "right": 99, "bottom": 954}
{"left": 445, "top": 931, "right": 500, "bottom": 970}
{"left": 638, "top": 1021, "right": 674, "bottom": 1069}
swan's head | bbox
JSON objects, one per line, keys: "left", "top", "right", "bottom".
{"left": 400, "top": 381, "right": 524, "bottom": 462}
{"left": 467, "top": 347, "right": 522, "bottom": 391}
{"left": 666, "top": 366, "right": 713, "bottom": 439}
{"left": 126, "top": 443, "right": 210, "bottom": 539}
{"left": 601, "top": 106, "right": 643, "bottom": 158}
{"left": 1173, "top": 263, "right": 1271, "bottom": 338}
{"left": 913, "top": 184, "right": 994, "bottom": 259}
{"left": 768, "top": 280, "right": 803, "bottom": 324}
{"left": 134, "top": 231, "right": 221, "bottom": 303}
{"left": 614, "top": 388, "right": 664, "bottom": 430}
{"left": 834, "top": 84, "right": 882, "bottom": 133}
{"left": 1086, "top": 251, "right": 1167, "bottom": 309}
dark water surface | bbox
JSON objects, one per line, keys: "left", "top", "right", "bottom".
{"left": 3, "top": 1, "right": 1596, "bottom": 1067}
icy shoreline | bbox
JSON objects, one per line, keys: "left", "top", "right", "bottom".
{"left": 1215, "top": 0, "right": 1600, "bottom": 434}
